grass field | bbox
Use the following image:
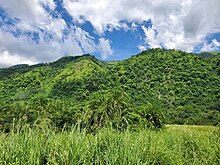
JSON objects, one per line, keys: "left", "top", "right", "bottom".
{"left": 0, "top": 125, "right": 219, "bottom": 165}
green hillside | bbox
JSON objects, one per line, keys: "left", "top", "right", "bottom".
{"left": 0, "top": 55, "right": 106, "bottom": 101}
{"left": 0, "top": 49, "right": 220, "bottom": 132}
{"left": 108, "top": 49, "right": 220, "bottom": 125}
{"left": 198, "top": 52, "right": 220, "bottom": 58}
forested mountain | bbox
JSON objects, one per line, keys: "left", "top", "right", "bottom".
{"left": 0, "top": 48, "right": 220, "bottom": 131}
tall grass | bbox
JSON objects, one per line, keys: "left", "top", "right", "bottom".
{"left": 0, "top": 125, "right": 219, "bottom": 165}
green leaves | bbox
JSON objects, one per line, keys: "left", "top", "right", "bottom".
{"left": 0, "top": 48, "right": 219, "bottom": 131}
{"left": 79, "top": 89, "right": 130, "bottom": 132}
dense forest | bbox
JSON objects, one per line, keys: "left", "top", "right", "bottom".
{"left": 0, "top": 48, "right": 220, "bottom": 132}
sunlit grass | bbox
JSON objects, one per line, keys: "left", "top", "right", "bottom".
{"left": 165, "top": 124, "right": 220, "bottom": 133}
{"left": 0, "top": 125, "right": 219, "bottom": 164}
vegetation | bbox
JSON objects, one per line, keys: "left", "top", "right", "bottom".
{"left": 0, "top": 49, "right": 220, "bottom": 132}
{"left": 0, "top": 49, "right": 220, "bottom": 164}
{"left": 0, "top": 125, "right": 219, "bottom": 164}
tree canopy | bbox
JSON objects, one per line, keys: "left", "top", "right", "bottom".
{"left": 0, "top": 49, "right": 220, "bottom": 132}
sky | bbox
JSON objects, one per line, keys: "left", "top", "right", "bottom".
{"left": 0, "top": 0, "right": 220, "bottom": 67}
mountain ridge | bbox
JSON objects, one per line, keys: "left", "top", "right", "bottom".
{"left": 0, "top": 48, "right": 220, "bottom": 130}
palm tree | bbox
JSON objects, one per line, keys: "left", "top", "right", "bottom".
{"left": 84, "top": 88, "right": 130, "bottom": 132}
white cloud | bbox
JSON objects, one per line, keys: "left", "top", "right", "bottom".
{"left": 0, "top": 26, "right": 99, "bottom": 66}
{"left": 200, "top": 39, "right": 220, "bottom": 52}
{"left": 39, "top": 19, "right": 67, "bottom": 40}
{"left": 0, "top": 51, "right": 35, "bottom": 67}
{"left": 98, "top": 38, "right": 113, "bottom": 59}
{"left": 141, "top": 25, "right": 161, "bottom": 49}
{"left": 74, "top": 27, "right": 96, "bottom": 54}
{"left": 63, "top": 0, "right": 152, "bottom": 35}
{"left": 64, "top": 0, "right": 220, "bottom": 52}
{"left": 0, "top": 0, "right": 55, "bottom": 25}
{"left": 0, "top": 0, "right": 113, "bottom": 67}
{"left": 0, "top": 0, "right": 67, "bottom": 38}
{"left": 0, "top": 0, "right": 219, "bottom": 67}
{"left": 212, "top": 39, "right": 220, "bottom": 47}
{"left": 138, "top": 45, "right": 147, "bottom": 52}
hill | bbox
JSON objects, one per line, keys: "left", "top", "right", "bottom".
{"left": 198, "top": 52, "right": 220, "bottom": 58}
{"left": 0, "top": 49, "right": 220, "bottom": 131}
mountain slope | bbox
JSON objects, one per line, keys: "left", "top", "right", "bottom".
{"left": 108, "top": 49, "right": 220, "bottom": 124}
{"left": 0, "top": 55, "right": 107, "bottom": 101}
{"left": 0, "top": 49, "right": 219, "bottom": 128}
{"left": 111, "top": 49, "right": 219, "bottom": 106}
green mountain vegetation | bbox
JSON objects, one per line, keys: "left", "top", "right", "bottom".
{"left": 198, "top": 52, "right": 220, "bottom": 58}
{"left": 0, "top": 48, "right": 220, "bottom": 132}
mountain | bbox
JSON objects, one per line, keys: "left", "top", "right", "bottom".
{"left": 0, "top": 49, "right": 220, "bottom": 131}
{"left": 198, "top": 52, "right": 220, "bottom": 58}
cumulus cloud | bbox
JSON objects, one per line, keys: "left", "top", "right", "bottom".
{"left": 64, "top": 0, "right": 220, "bottom": 52}
{"left": 141, "top": 25, "right": 161, "bottom": 49}
{"left": 212, "top": 39, "right": 220, "bottom": 47}
{"left": 0, "top": 0, "right": 219, "bottom": 67}
{"left": 63, "top": 0, "right": 153, "bottom": 35}
{"left": 98, "top": 38, "right": 113, "bottom": 60}
{"left": 0, "top": 51, "right": 35, "bottom": 67}
{"left": 0, "top": 0, "right": 114, "bottom": 67}
{"left": 0, "top": 26, "right": 100, "bottom": 66}
{"left": 200, "top": 39, "right": 220, "bottom": 52}
{"left": 0, "top": 0, "right": 55, "bottom": 26}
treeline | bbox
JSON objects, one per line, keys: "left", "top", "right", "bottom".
{"left": 0, "top": 49, "right": 220, "bottom": 132}
{"left": 0, "top": 89, "right": 164, "bottom": 133}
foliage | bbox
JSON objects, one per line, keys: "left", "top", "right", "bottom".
{"left": 0, "top": 49, "right": 220, "bottom": 131}
{"left": 0, "top": 125, "right": 219, "bottom": 164}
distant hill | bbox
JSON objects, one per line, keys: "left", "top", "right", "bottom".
{"left": 0, "top": 49, "right": 219, "bottom": 130}
{"left": 198, "top": 52, "right": 220, "bottom": 58}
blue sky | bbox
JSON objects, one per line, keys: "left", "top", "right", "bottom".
{"left": 0, "top": 0, "right": 220, "bottom": 67}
